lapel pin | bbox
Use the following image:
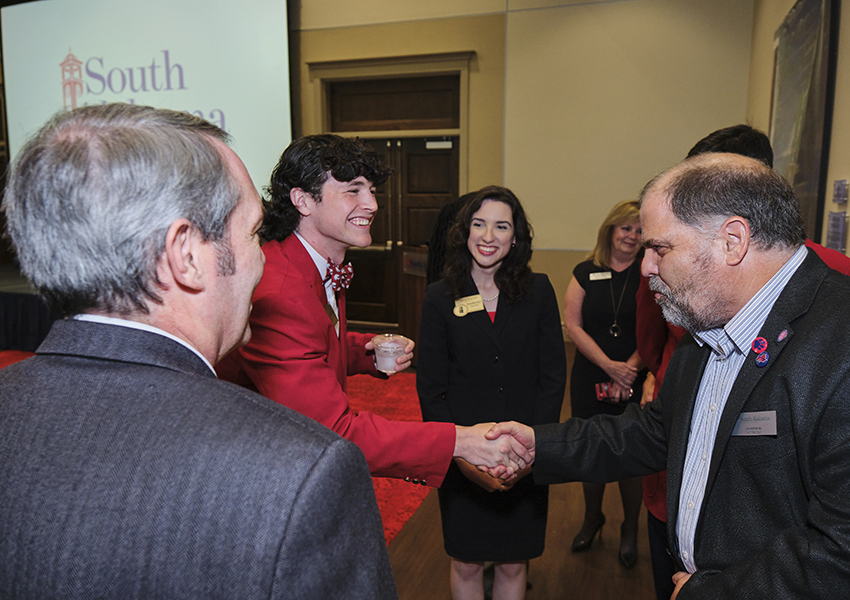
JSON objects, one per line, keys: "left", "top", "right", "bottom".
{"left": 755, "top": 351, "right": 769, "bottom": 367}
{"left": 777, "top": 329, "right": 788, "bottom": 342}
{"left": 751, "top": 337, "right": 768, "bottom": 353}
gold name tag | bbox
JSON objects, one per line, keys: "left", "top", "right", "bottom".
{"left": 589, "top": 271, "right": 612, "bottom": 281}
{"left": 453, "top": 294, "right": 485, "bottom": 317}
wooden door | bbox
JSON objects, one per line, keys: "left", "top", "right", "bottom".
{"left": 346, "top": 137, "right": 459, "bottom": 332}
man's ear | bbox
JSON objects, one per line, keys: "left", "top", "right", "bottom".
{"left": 163, "top": 219, "right": 206, "bottom": 291}
{"left": 290, "top": 188, "right": 313, "bottom": 218}
{"left": 719, "top": 216, "right": 750, "bottom": 266}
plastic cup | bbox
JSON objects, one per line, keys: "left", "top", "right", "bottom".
{"left": 371, "top": 334, "right": 411, "bottom": 375}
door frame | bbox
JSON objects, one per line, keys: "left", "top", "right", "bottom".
{"left": 305, "top": 51, "right": 473, "bottom": 194}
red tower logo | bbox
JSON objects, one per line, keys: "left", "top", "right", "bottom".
{"left": 60, "top": 50, "right": 83, "bottom": 109}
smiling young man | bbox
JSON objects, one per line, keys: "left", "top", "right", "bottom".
{"left": 218, "top": 135, "right": 532, "bottom": 488}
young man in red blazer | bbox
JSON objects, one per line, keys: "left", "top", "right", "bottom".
{"left": 218, "top": 135, "right": 530, "bottom": 487}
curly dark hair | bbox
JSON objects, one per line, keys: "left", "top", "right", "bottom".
{"left": 443, "top": 186, "right": 533, "bottom": 303}
{"left": 260, "top": 134, "right": 393, "bottom": 241}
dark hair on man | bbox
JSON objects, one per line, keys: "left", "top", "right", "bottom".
{"left": 261, "top": 134, "right": 392, "bottom": 241}
{"left": 443, "top": 185, "right": 533, "bottom": 303}
{"left": 3, "top": 103, "right": 238, "bottom": 318}
{"left": 687, "top": 124, "right": 774, "bottom": 168}
{"left": 641, "top": 153, "right": 806, "bottom": 251}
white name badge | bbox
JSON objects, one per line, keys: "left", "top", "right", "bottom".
{"left": 731, "top": 411, "right": 777, "bottom": 436}
{"left": 589, "top": 271, "right": 612, "bottom": 281}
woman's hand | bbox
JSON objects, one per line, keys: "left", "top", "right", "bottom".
{"left": 604, "top": 359, "right": 638, "bottom": 389}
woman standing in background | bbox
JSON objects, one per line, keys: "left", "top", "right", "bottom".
{"left": 563, "top": 200, "right": 646, "bottom": 568}
{"left": 417, "top": 186, "right": 566, "bottom": 600}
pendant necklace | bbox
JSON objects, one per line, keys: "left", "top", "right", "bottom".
{"left": 609, "top": 263, "right": 633, "bottom": 337}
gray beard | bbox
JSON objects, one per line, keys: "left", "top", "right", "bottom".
{"left": 649, "top": 277, "right": 726, "bottom": 333}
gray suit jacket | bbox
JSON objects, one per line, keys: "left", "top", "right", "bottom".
{"left": 534, "top": 250, "right": 850, "bottom": 599}
{"left": 0, "top": 319, "right": 397, "bottom": 599}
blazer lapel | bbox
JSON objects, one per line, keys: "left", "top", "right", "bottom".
{"left": 461, "top": 277, "right": 502, "bottom": 349}
{"left": 493, "top": 293, "right": 513, "bottom": 336}
{"left": 703, "top": 252, "right": 825, "bottom": 501}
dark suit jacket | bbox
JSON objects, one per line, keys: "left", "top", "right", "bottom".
{"left": 534, "top": 250, "right": 850, "bottom": 599}
{"left": 0, "top": 319, "right": 397, "bottom": 599}
{"left": 219, "top": 234, "right": 455, "bottom": 487}
{"left": 417, "top": 274, "right": 566, "bottom": 427}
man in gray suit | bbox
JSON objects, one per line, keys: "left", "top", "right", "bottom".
{"left": 491, "top": 152, "right": 850, "bottom": 599}
{"left": 0, "top": 103, "right": 398, "bottom": 598}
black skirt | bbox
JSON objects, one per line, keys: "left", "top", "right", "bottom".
{"left": 437, "top": 461, "right": 549, "bottom": 562}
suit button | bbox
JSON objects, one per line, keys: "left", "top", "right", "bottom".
{"left": 499, "top": 387, "right": 504, "bottom": 393}
{"left": 494, "top": 356, "right": 500, "bottom": 363}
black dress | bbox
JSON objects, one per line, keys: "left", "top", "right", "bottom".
{"left": 417, "top": 274, "right": 566, "bottom": 561}
{"left": 570, "top": 260, "right": 646, "bottom": 419}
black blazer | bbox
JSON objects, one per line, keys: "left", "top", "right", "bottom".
{"left": 533, "top": 250, "right": 850, "bottom": 599}
{"left": 0, "top": 319, "right": 397, "bottom": 599}
{"left": 417, "top": 273, "right": 566, "bottom": 428}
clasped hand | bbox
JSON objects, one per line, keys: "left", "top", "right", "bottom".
{"left": 605, "top": 359, "right": 638, "bottom": 389}
{"left": 453, "top": 421, "right": 536, "bottom": 480}
{"left": 454, "top": 422, "right": 536, "bottom": 480}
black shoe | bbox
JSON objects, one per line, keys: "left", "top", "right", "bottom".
{"left": 618, "top": 550, "right": 638, "bottom": 568}
{"left": 570, "top": 514, "right": 606, "bottom": 552}
{"left": 618, "top": 522, "right": 638, "bottom": 568}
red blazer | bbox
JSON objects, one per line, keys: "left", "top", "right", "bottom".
{"left": 218, "top": 234, "right": 455, "bottom": 487}
{"left": 637, "top": 239, "right": 850, "bottom": 521}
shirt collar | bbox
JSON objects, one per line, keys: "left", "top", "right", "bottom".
{"left": 694, "top": 245, "right": 808, "bottom": 355}
{"left": 73, "top": 313, "right": 216, "bottom": 375}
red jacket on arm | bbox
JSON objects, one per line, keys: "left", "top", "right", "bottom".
{"left": 218, "top": 234, "right": 455, "bottom": 487}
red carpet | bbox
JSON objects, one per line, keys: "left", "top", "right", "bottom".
{"left": 0, "top": 351, "right": 426, "bottom": 545}
{"left": 347, "top": 372, "right": 432, "bottom": 545}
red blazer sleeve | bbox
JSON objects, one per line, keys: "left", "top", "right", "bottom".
{"left": 635, "top": 275, "right": 668, "bottom": 376}
{"left": 223, "top": 238, "right": 455, "bottom": 487}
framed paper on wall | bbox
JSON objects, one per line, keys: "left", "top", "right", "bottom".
{"left": 769, "top": 0, "right": 839, "bottom": 241}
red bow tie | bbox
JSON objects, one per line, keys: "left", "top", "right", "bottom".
{"left": 325, "top": 259, "right": 353, "bottom": 292}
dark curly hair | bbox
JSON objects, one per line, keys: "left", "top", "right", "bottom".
{"left": 260, "top": 134, "right": 393, "bottom": 241}
{"left": 443, "top": 186, "right": 533, "bottom": 303}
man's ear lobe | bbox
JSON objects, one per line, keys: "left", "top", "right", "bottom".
{"left": 163, "top": 219, "right": 206, "bottom": 291}
{"left": 721, "top": 216, "right": 750, "bottom": 266}
{"left": 290, "top": 188, "right": 312, "bottom": 217}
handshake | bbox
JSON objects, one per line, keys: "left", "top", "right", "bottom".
{"left": 453, "top": 421, "right": 537, "bottom": 480}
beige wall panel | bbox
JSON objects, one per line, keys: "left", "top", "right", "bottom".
{"left": 504, "top": 0, "right": 753, "bottom": 252}
{"left": 297, "top": 14, "right": 505, "bottom": 190}
{"left": 748, "top": 0, "right": 850, "bottom": 252}
{"left": 508, "top": 0, "right": 633, "bottom": 10}
{"left": 297, "top": 0, "right": 506, "bottom": 31}
{"left": 530, "top": 248, "right": 586, "bottom": 332}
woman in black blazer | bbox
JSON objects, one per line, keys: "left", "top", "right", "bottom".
{"left": 417, "top": 186, "right": 566, "bottom": 600}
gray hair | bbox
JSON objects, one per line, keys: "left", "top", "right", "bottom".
{"left": 640, "top": 153, "right": 806, "bottom": 251}
{"left": 3, "top": 103, "right": 240, "bottom": 317}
